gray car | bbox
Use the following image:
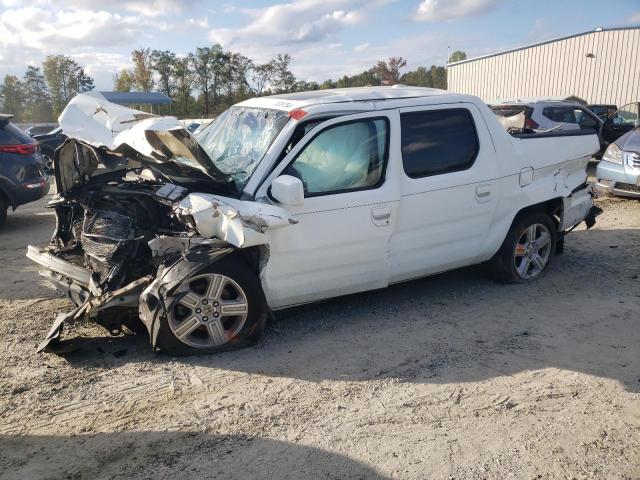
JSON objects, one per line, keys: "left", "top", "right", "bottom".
{"left": 596, "top": 127, "right": 640, "bottom": 198}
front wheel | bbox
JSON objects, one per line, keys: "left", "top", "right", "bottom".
{"left": 154, "top": 255, "right": 267, "bottom": 355}
{"left": 488, "top": 212, "right": 556, "bottom": 283}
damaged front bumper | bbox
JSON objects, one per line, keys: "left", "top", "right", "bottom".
{"left": 27, "top": 245, "right": 150, "bottom": 351}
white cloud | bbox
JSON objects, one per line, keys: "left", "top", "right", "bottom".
{"left": 629, "top": 12, "right": 640, "bottom": 24}
{"left": 210, "top": 0, "right": 366, "bottom": 52}
{"left": 50, "top": 0, "right": 195, "bottom": 17}
{"left": 188, "top": 16, "right": 209, "bottom": 29}
{"left": 354, "top": 42, "right": 370, "bottom": 52}
{"left": 413, "top": 0, "right": 503, "bottom": 21}
{"left": 0, "top": 7, "right": 142, "bottom": 54}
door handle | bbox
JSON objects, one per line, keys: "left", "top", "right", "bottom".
{"left": 475, "top": 184, "right": 492, "bottom": 203}
{"left": 371, "top": 206, "right": 391, "bottom": 226}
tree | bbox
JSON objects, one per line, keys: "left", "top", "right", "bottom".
{"left": 429, "top": 65, "right": 447, "bottom": 89}
{"left": 131, "top": 48, "right": 154, "bottom": 92}
{"left": 113, "top": 69, "right": 134, "bottom": 92}
{"left": 250, "top": 61, "right": 274, "bottom": 96}
{"left": 189, "top": 46, "right": 224, "bottom": 116}
{"left": 226, "top": 52, "right": 253, "bottom": 101}
{"left": 22, "top": 66, "right": 53, "bottom": 122}
{"left": 72, "top": 67, "right": 94, "bottom": 93}
{"left": 0, "top": 75, "right": 25, "bottom": 119}
{"left": 270, "top": 54, "right": 296, "bottom": 93}
{"left": 43, "top": 55, "right": 95, "bottom": 116}
{"left": 373, "top": 57, "right": 407, "bottom": 85}
{"left": 448, "top": 50, "right": 467, "bottom": 63}
{"left": 150, "top": 50, "right": 177, "bottom": 98}
{"left": 401, "top": 66, "right": 429, "bottom": 87}
{"left": 173, "top": 57, "right": 193, "bottom": 117}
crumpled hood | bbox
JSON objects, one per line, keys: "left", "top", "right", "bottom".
{"left": 58, "top": 91, "right": 219, "bottom": 173}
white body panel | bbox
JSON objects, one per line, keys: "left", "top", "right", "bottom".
{"left": 58, "top": 88, "right": 600, "bottom": 310}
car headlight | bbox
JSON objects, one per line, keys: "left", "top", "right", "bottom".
{"left": 602, "top": 143, "right": 623, "bottom": 164}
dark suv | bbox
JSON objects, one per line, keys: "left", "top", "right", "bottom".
{"left": 0, "top": 114, "right": 49, "bottom": 227}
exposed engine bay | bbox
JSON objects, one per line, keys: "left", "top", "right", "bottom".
{"left": 27, "top": 92, "right": 295, "bottom": 353}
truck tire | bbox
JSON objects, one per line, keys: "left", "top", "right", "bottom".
{"left": 0, "top": 196, "right": 7, "bottom": 228}
{"left": 488, "top": 212, "right": 556, "bottom": 283}
{"left": 154, "top": 255, "right": 267, "bottom": 356}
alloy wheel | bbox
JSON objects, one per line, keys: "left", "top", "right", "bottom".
{"left": 168, "top": 273, "right": 249, "bottom": 348}
{"left": 513, "top": 223, "right": 552, "bottom": 279}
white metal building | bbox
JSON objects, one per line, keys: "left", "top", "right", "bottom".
{"left": 447, "top": 27, "right": 640, "bottom": 108}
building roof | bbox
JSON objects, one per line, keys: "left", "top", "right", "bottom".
{"left": 239, "top": 86, "right": 451, "bottom": 110}
{"left": 99, "top": 91, "right": 172, "bottom": 105}
{"left": 447, "top": 26, "right": 640, "bottom": 67}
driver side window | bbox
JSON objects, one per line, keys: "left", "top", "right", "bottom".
{"left": 284, "top": 118, "right": 388, "bottom": 196}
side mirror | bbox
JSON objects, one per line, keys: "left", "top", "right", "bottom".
{"left": 271, "top": 175, "right": 304, "bottom": 206}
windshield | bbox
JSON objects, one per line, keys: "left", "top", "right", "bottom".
{"left": 195, "top": 106, "right": 289, "bottom": 189}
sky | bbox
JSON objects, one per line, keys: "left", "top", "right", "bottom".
{"left": 0, "top": 0, "right": 639, "bottom": 90}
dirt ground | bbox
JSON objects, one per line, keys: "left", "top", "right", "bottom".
{"left": 0, "top": 186, "right": 639, "bottom": 479}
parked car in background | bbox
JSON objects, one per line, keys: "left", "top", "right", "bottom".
{"left": 596, "top": 126, "right": 640, "bottom": 198}
{"left": 0, "top": 114, "right": 49, "bottom": 228}
{"left": 490, "top": 100, "right": 631, "bottom": 159}
{"left": 587, "top": 104, "right": 617, "bottom": 120}
{"left": 186, "top": 122, "right": 201, "bottom": 133}
{"left": 490, "top": 100, "right": 601, "bottom": 132}
{"left": 33, "top": 127, "right": 66, "bottom": 173}
{"left": 27, "top": 88, "right": 599, "bottom": 354}
{"left": 24, "top": 124, "right": 58, "bottom": 137}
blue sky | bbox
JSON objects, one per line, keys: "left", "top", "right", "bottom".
{"left": 0, "top": 0, "right": 638, "bottom": 90}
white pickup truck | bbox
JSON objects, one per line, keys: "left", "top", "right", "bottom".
{"left": 27, "top": 87, "right": 599, "bottom": 354}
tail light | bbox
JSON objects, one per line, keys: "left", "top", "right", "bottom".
{"left": 0, "top": 143, "right": 37, "bottom": 155}
{"left": 524, "top": 117, "right": 539, "bottom": 130}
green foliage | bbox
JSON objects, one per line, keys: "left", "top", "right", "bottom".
{"left": 0, "top": 75, "right": 25, "bottom": 120}
{"left": 131, "top": 48, "right": 154, "bottom": 92}
{"left": 448, "top": 50, "right": 467, "bottom": 63}
{"left": 2, "top": 46, "right": 454, "bottom": 122}
{"left": 42, "top": 55, "right": 95, "bottom": 117}
{"left": 113, "top": 69, "right": 134, "bottom": 92}
{"left": 22, "top": 66, "right": 54, "bottom": 122}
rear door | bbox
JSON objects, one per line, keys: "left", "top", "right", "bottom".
{"left": 389, "top": 103, "right": 500, "bottom": 282}
{"left": 256, "top": 111, "right": 401, "bottom": 308}
{"left": 603, "top": 102, "right": 640, "bottom": 144}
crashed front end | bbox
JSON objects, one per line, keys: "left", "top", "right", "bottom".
{"left": 27, "top": 92, "right": 293, "bottom": 353}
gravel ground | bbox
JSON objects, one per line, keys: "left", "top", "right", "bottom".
{"left": 0, "top": 187, "right": 639, "bottom": 479}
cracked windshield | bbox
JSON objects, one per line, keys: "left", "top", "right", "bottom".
{"left": 195, "top": 106, "right": 289, "bottom": 189}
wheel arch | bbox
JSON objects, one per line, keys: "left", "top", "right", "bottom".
{"left": 0, "top": 183, "right": 14, "bottom": 211}
{"left": 482, "top": 196, "right": 564, "bottom": 263}
{"left": 511, "top": 197, "right": 563, "bottom": 230}
{"left": 139, "top": 244, "right": 269, "bottom": 349}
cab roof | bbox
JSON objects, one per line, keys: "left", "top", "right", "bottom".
{"left": 237, "top": 86, "right": 456, "bottom": 111}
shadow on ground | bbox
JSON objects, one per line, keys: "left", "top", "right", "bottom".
{"left": 0, "top": 431, "right": 388, "bottom": 480}
{"left": 53, "top": 227, "right": 640, "bottom": 392}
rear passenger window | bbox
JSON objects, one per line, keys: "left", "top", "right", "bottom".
{"left": 542, "top": 107, "right": 577, "bottom": 123}
{"left": 400, "top": 109, "right": 478, "bottom": 178}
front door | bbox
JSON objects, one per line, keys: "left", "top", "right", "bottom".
{"left": 603, "top": 102, "right": 640, "bottom": 144}
{"left": 257, "top": 111, "right": 401, "bottom": 308}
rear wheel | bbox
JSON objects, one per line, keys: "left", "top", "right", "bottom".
{"left": 155, "top": 255, "right": 267, "bottom": 355}
{"left": 42, "top": 153, "right": 54, "bottom": 174}
{"left": 0, "top": 196, "right": 7, "bottom": 228}
{"left": 488, "top": 212, "right": 556, "bottom": 283}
